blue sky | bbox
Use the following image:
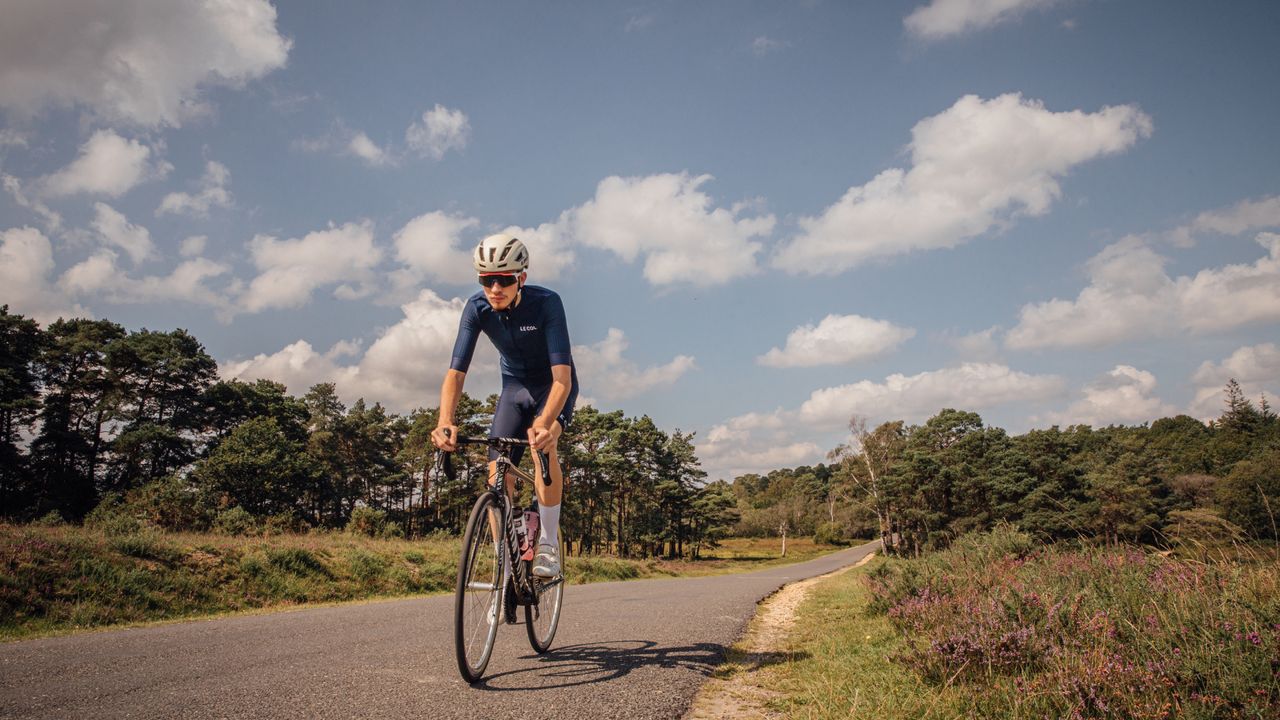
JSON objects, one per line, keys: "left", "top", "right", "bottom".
{"left": 2, "top": 0, "right": 1278, "bottom": 481}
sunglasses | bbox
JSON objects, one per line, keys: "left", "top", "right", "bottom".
{"left": 478, "top": 274, "right": 519, "bottom": 288}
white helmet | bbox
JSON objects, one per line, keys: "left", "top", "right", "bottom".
{"left": 473, "top": 233, "right": 529, "bottom": 273}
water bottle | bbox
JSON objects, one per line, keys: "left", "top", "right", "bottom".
{"left": 520, "top": 508, "right": 540, "bottom": 561}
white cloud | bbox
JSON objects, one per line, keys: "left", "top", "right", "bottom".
{"left": 498, "top": 219, "right": 576, "bottom": 282}
{"left": 697, "top": 439, "right": 825, "bottom": 483}
{"left": 221, "top": 289, "right": 497, "bottom": 412}
{"left": 347, "top": 132, "right": 395, "bottom": 167}
{"left": 0, "top": 129, "right": 28, "bottom": 147}
{"left": 1187, "top": 194, "right": 1280, "bottom": 237}
{"left": 572, "top": 328, "right": 696, "bottom": 402}
{"left": 157, "top": 161, "right": 232, "bottom": 217}
{"left": 772, "top": 93, "right": 1152, "bottom": 275}
{"left": 406, "top": 105, "right": 470, "bottom": 160}
{"left": 759, "top": 314, "right": 915, "bottom": 368}
{"left": 1007, "top": 233, "right": 1280, "bottom": 349}
{"left": 571, "top": 172, "right": 775, "bottom": 286}
{"left": 905, "top": 0, "right": 1057, "bottom": 41}
{"left": 393, "top": 211, "right": 480, "bottom": 287}
{"left": 91, "top": 202, "right": 154, "bottom": 264}
{"left": 696, "top": 362, "right": 1063, "bottom": 481}
{"left": 2, "top": 174, "right": 62, "bottom": 232}
{"left": 625, "top": 14, "right": 655, "bottom": 32}
{"left": 948, "top": 326, "right": 1003, "bottom": 362}
{"left": 751, "top": 36, "right": 787, "bottom": 55}
{"left": 0, "top": 0, "right": 289, "bottom": 127}
{"left": 795, "top": 362, "right": 1064, "bottom": 427}
{"left": 238, "top": 221, "right": 382, "bottom": 313}
{"left": 42, "top": 130, "right": 167, "bottom": 198}
{"left": 1189, "top": 343, "right": 1280, "bottom": 419}
{"left": 59, "top": 249, "right": 230, "bottom": 308}
{"left": 180, "top": 235, "right": 208, "bottom": 257}
{"left": 0, "top": 226, "right": 86, "bottom": 324}
{"left": 1041, "top": 365, "right": 1178, "bottom": 427}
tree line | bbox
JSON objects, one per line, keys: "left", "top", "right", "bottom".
{"left": 0, "top": 307, "right": 737, "bottom": 558}
{"left": 732, "top": 381, "right": 1279, "bottom": 555}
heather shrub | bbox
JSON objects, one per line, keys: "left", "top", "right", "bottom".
{"left": 867, "top": 528, "right": 1280, "bottom": 717}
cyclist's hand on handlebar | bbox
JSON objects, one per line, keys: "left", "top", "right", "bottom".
{"left": 528, "top": 420, "right": 561, "bottom": 453}
{"left": 431, "top": 424, "right": 459, "bottom": 452}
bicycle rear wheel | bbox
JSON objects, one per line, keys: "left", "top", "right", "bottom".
{"left": 525, "top": 539, "right": 564, "bottom": 654}
{"left": 454, "top": 492, "right": 503, "bottom": 683}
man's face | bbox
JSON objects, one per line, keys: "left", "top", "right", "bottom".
{"left": 480, "top": 271, "right": 525, "bottom": 310}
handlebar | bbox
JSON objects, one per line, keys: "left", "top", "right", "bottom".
{"left": 433, "top": 431, "right": 552, "bottom": 486}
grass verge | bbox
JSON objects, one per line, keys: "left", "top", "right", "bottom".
{"left": 761, "top": 528, "right": 1280, "bottom": 719}
{"left": 0, "top": 524, "right": 845, "bottom": 641}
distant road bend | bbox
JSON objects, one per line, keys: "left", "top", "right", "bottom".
{"left": 0, "top": 541, "right": 879, "bottom": 720}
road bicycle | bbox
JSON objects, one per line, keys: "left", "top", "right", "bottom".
{"left": 435, "top": 433, "right": 565, "bottom": 683}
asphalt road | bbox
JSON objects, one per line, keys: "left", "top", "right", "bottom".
{"left": 0, "top": 541, "right": 878, "bottom": 720}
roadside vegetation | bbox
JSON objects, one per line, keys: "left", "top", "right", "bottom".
{"left": 0, "top": 522, "right": 839, "bottom": 641}
{"left": 771, "top": 526, "right": 1278, "bottom": 719}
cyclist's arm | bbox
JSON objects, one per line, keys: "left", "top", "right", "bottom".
{"left": 433, "top": 369, "right": 466, "bottom": 451}
{"left": 530, "top": 364, "right": 572, "bottom": 451}
{"left": 434, "top": 301, "right": 480, "bottom": 451}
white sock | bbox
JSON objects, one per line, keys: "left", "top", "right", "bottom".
{"left": 539, "top": 503, "right": 560, "bottom": 549}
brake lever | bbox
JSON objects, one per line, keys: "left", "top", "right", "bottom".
{"left": 538, "top": 451, "right": 551, "bottom": 485}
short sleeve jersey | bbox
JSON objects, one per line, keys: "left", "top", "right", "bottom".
{"left": 449, "top": 285, "right": 574, "bottom": 383}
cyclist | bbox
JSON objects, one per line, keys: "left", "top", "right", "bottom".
{"left": 431, "top": 233, "right": 578, "bottom": 579}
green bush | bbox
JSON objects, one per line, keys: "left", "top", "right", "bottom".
{"left": 213, "top": 507, "right": 256, "bottom": 536}
{"left": 33, "top": 511, "right": 65, "bottom": 527}
{"left": 345, "top": 506, "right": 386, "bottom": 537}
{"left": 84, "top": 495, "right": 144, "bottom": 536}
{"left": 124, "top": 476, "right": 210, "bottom": 531}
{"left": 814, "top": 521, "right": 850, "bottom": 546}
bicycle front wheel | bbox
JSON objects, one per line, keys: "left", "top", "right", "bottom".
{"left": 454, "top": 492, "right": 503, "bottom": 683}
{"left": 525, "top": 539, "right": 564, "bottom": 654}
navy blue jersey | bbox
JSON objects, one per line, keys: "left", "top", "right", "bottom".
{"left": 449, "top": 285, "right": 575, "bottom": 384}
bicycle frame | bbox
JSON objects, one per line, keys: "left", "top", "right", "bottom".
{"left": 457, "top": 437, "right": 561, "bottom": 604}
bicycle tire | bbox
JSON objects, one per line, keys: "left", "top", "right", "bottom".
{"left": 524, "top": 538, "right": 565, "bottom": 654}
{"left": 454, "top": 492, "right": 503, "bottom": 683}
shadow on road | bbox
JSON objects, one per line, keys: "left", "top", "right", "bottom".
{"left": 475, "top": 639, "right": 806, "bottom": 691}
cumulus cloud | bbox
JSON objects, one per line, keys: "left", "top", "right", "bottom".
{"left": 59, "top": 250, "right": 230, "bottom": 309}
{"left": 42, "top": 130, "right": 168, "bottom": 198}
{"left": 1007, "top": 233, "right": 1280, "bottom": 349}
{"left": 759, "top": 314, "right": 915, "bottom": 368}
{"left": 772, "top": 93, "right": 1152, "bottom": 275}
{"left": 572, "top": 328, "right": 696, "bottom": 402}
{"left": 1040, "top": 365, "right": 1178, "bottom": 427}
{"left": 91, "top": 203, "right": 155, "bottom": 264}
{"left": 571, "top": 172, "right": 775, "bottom": 286}
{"left": 180, "top": 235, "right": 208, "bottom": 257}
{"left": 696, "top": 362, "right": 1063, "bottom": 481}
{"left": 392, "top": 211, "right": 480, "bottom": 288}
{"left": 1189, "top": 343, "right": 1280, "bottom": 420}
{"left": 0, "top": 226, "right": 86, "bottom": 324}
{"left": 406, "top": 105, "right": 470, "bottom": 160}
{"left": 0, "top": 0, "right": 290, "bottom": 127}
{"left": 1188, "top": 195, "right": 1280, "bottom": 237}
{"left": 2, "top": 174, "right": 62, "bottom": 231}
{"left": 347, "top": 132, "right": 395, "bottom": 167}
{"left": 221, "top": 289, "right": 497, "bottom": 411}
{"left": 905, "top": 0, "right": 1057, "bottom": 41}
{"left": 238, "top": 221, "right": 382, "bottom": 313}
{"left": 157, "top": 161, "right": 232, "bottom": 217}
{"left": 795, "top": 362, "right": 1064, "bottom": 427}
{"left": 500, "top": 219, "right": 575, "bottom": 282}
